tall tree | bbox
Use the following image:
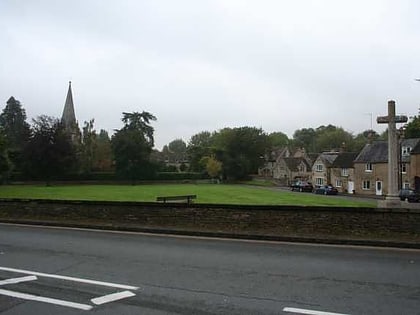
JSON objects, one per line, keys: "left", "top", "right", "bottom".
{"left": 93, "top": 129, "right": 113, "bottom": 171}
{"left": 292, "top": 128, "right": 316, "bottom": 152}
{"left": 111, "top": 111, "right": 157, "bottom": 182}
{"left": 23, "top": 115, "right": 77, "bottom": 184}
{"left": 187, "top": 131, "right": 214, "bottom": 172}
{"left": 0, "top": 129, "right": 11, "bottom": 183}
{"left": 314, "top": 125, "right": 354, "bottom": 152}
{"left": 0, "top": 97, "right": 31, "bottom": 171}
{"left": 268, "top": 131, "right": 289, "bottom": 147}
{"left": 168, "top": 139, "right": 187, "bottom": 162}
{"left": 213, "top": 127, "right": 269, "bottom": 180}
{"left": 404, "top": 115, "right": 420, "bottom": 138}
{"left": 80, "top": 119, "right": 97, "bottom": 174}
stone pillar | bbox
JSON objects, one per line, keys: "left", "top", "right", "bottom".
{"left": 386, "top": 100, "right": 399, "bottom": 200}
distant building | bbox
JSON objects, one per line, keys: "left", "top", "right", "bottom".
{"left": 61, "top": 81, "right": 81, "bottom": 144}
{"left": 353, "top": 139, "right": 420, "bottom": 195}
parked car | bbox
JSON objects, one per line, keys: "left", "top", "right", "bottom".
{"left": 399, "top": 188, "right": 420, "bottom": 202}
{"left": 314, "top": 185, "right": 338, "bottom": 195}
{"left": 291, "top": 181, "right": 314, "bottom": 192}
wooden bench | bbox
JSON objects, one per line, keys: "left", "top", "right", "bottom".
{"left": 156, "top": 195, "right": 197, "bottom": 204}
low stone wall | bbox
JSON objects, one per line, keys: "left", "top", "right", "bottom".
{"left": 0, "top": 199, "right": 419, "bottom": 245}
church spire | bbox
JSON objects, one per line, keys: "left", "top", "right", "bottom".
{"left": 61, "top": 81, "right": 80, "bottom": 144}
{"left": 61, "top": 81, "right": 77, "bottom": 130}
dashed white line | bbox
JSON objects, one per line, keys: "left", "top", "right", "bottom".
{"left": 0, "top": 275, "right": 37, "bottom": 286}
{"left": 0, "top": 288, "right": 93, "bottom": 311}
{"left": 283, "top": 307, "right": 350, "bottom": 315}
{"left": 0, "top": 266, "right": 138, "bottom": 290}
{"left": 91, "top": 290, "right": 136, "bottom": 305}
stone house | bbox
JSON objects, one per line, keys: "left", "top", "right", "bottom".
{"left": 258, "top": 147, "right": 290, "bottom": 178}
{"left": 353, "top": 139, "right": 420, "bottom": 196}
{"left": 311, "top": 152, "right": 339, "bottom": 187}
{"left": 272, "top": 157, "right": 312, "bottom": 186}
{"left": 329, "top": 152, "right": 359, "bottom": 194}
{"left": 410, "top": 141, "right": 420, "bottom": 190}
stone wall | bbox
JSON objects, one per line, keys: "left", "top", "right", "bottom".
{"left": 0, "top": 199, "right": 419, "bottom": 243}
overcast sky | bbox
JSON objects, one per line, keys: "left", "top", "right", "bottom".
{"left": 1, "top": 0, "right": 420, "bottom": 149}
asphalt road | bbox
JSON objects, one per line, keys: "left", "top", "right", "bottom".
{"left": 0, "top": 224, "right": 419, "bottom": 315}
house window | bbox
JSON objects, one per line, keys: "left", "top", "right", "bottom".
{"left": 315, "top": 164, "right": 323, "bottom": 172}
{"left": 362, "top": 180, "right": 371, "bottom": 190}
{"left": 365, "top": 163, "right": 373, "bottom": 172}
{"left": 402, "top": 146, "right": 412, "bottom": 156}
{"left": 341, "top": 168, "right": 348, "bottom": 176}
{"left": 315, "top": 178, "right": 324, "bottom": 186}
{"left": 403, "top": 182, "right": 410, "bottom": 189}
{"left": 336, "top": 179, "right": 342, "bottom": 187}
{"left": 401, "top": 163, "right": 407, "bottom": 174}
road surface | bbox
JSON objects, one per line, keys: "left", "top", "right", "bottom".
{"left": 0, "top": 223, "right": 419, "bottom": 314}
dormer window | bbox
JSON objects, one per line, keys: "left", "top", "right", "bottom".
{"left": 365, "top": 163, "right": 373, "bottom": 172}
{"left": 341, "top": 168, "right": 348, "bottom": 176}
{"left": 402, "top": 146, "right": 412, "bottom": 156}
{"left": 315, "top": 164, "right": 323, "bottom": 172}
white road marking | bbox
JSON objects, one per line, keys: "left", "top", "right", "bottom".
{"left": 91, "top": 290, "right": 136, "bottom": 305}
{"left": 0, "top": 288, "right": 93, "bottom": 311}
{"left": 283, "top": 307, "right": 350, "bottom": 315}
{"left": 0, "top": 275, "right": 37, "bottom": 286}
{"left": 0, "top": 266, "right": 138, "bottom": 290}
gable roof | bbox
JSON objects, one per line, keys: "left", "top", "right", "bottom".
{"left": 411, "top": 140, "right": 420, "bottom": 154}
{"left": 354, "top": 141, "right": 388, "bottom": 163}
{"left": 315, "top": 152, "right": 338, "bottom": 166}
{"left": 355, "top": 139, "right": 420, "bottom": 163}
{"left": 283, "top": 157, "right": 311, "bottom": 172}
{"left": 331, "top": 152, "right": 359, "bottom": 168}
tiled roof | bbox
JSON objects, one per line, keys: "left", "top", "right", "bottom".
{"left": 331, "top": 152, "right": 359, "bottom": 168}
{"left": 354, "top": 141, "right": 388, "bottom": 163}
{"left": 318, "top": 152, "right": 338, "bottom": 166}
{"left": 355, "top": 139, "right": 420, "bottom": 163}
{"left": 283, "top": 157, "right": 311, "bottom": 172}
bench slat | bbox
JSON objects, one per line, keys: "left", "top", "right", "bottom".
{"left": 156, "top": 195, "right": 197, "bottom": 204}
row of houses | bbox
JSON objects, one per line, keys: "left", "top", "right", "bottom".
{"left": 258, "top": 138, "right": 420, "bottom": 196}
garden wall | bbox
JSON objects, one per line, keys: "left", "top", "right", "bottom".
{"left": 0, "top": 199, "right": 419, "bottom": 245}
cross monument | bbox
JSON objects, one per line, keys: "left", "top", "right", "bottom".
{"left": 377, "top": 100, "right": 408, "bottom": 206}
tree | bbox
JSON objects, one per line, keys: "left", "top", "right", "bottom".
{"left": 0, "top": 97, "right": 31, "bottom": 171}
{"left": 93, "top": 129, "right": 113, "bottom": 171}
{"left": 404, "top": 116, "right": 420, "bottom": 138}
{"left": 80, "top": 119, "right": 97, "bottom": 174}
{"left": 292, "top": 128, "right": 316, "bottom": 152}
{"left": 187, "top": 131, "right": 214, "bottom": 172}
{"left": 268, "top": 131, "right": 289, "bottom": 147}
{"left": 206, "top": 155, "right": 222, "bottom": 181}
{"left": 111, "top": 111, "right": 157, "bottom": 182}
{"left": 213, "top": 127, "right": 269, "bottom": 180}
{"left": 0, "top": 129, "right": 11, "bottom": 183}
{"left": 353, "top": 129, "right": 380, "bottom": 151}
{"left": 168, "top": 139, "right": 187, "bottom": 162}
{"left": 314, "top": 126, "right": 354, "bottom": 152}
{"left": 23, "top": 115, "right": 77, "bottom": 184}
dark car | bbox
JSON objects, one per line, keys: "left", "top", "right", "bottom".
{"left": 399, "top": 188, "right": 420, "bottom": 202}
{"left": 314, "top": 185, "right": 338, "bottom": 195}
{"left": 291, "top": 181, "right": 314, "bottom": 192}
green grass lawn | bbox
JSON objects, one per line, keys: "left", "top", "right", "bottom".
{"left": 0, "top": 184, "right": 376, "bottom": 207}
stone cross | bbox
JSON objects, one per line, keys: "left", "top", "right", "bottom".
{"left": 377, "top": 100, "right": 408, "bottom": 201}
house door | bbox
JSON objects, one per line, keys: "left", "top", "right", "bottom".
{"left": 348, "top": 181, "right": 354, "bottom": 194}
{"left": 376, "top": 181, "right": 383, "bottom": 196}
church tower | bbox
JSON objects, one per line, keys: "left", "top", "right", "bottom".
{"left": 61, "top": 81, "right": 80, "bottom": 144}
